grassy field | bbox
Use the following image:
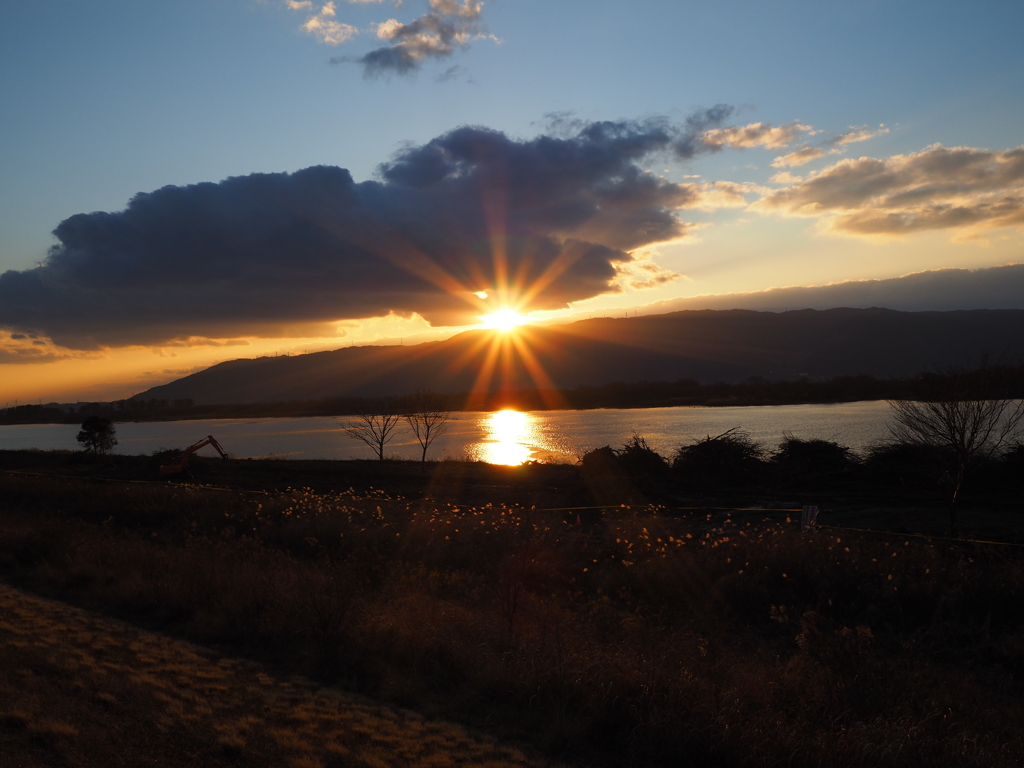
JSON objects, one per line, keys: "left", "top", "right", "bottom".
{"left": 1, "top": 449, "right": 1023, "bottom": 767}
{"left": 0, "top": 582, "right": 550, "bottom": 768}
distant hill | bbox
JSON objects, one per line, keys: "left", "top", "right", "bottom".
{"left": 133, "top": 308, "right": 1024, "bottom": 405}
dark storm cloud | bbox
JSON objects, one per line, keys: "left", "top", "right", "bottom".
{"left": 0, "top": 109, "right": 733, "bottom": 350}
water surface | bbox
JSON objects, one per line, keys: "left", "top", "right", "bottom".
{"left": 0, "top": 401, "right": 893, "bottom": 465}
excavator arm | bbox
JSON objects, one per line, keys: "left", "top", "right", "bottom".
{"left": 159, "top": 435, "right": 229, "bottom": 476}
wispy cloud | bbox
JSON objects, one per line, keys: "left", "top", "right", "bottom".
{"left": 333, "top": 0, "right": 494, "bottom": 76}
{"left": 755, "top": 144, "right": 1024, "bottom": 239}
{"left": 703, "top": 121, "right": 814, "bottom": 150}
{"left": 829, "top": 124, "right": 889, "bottom": 146}
{"left": 434, "top": 63, "right": 469, "bottom": 82}
{"left": 771, "top": 146, "right": 824, "bottom": 168}
{"left": 768, "top": 124, "right": 888, "bottom": 170}
{"left": 285, "top": 0, "right": 495, "bottom": 74}
{"left": 286, "top": 0, "right": 391, "bottom": 47}
{"left": 297, "top": 2, "right": 359, "bottom": 45}
{"left": 613, "top": 259, "right": 681, "bottom": 291}
{"left": 0, "top": 333, "right": 98, "bottom": 365}
{"left": 690, "top": 181, "right": 766, "bottom": 211}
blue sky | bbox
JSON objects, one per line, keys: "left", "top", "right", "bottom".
{"left": 1, "top": 0, "right": 1023, "bottom": 402}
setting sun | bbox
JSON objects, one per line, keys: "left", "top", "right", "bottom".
{"left": 480, "top": 309, "right": 528, "bottom": 332}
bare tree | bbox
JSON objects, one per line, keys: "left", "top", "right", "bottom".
{"left": 343, "top": 399, "right": 404, "bottom": 460}
{"left": 887, "top": 361, "right": 1024, "bottom": 535}
{"left": 404, "top": 390, "right": 452, "bottom": 462}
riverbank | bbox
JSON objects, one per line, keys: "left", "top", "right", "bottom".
{"left": 2, "top": 445, "right": 1022, "bottom": 539}
{"left": 2, "top": 450, "right": 1023, "bottom": 767}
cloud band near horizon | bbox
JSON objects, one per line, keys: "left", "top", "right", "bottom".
{"left": 0, "top": 110, "right": 740, "bottom": 350}
{"left": 3, "top": 111, "right": 1021, "bottom": 356}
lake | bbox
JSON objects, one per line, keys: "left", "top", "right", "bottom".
{"left": 0, "top": 401, "right": 894, "bottom": 465}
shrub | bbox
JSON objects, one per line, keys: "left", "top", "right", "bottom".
{"left": 862, "top": 441, "right": 952, "bottom": 492}
{"left": 772, "top": 436, "right": 854, "bottom": 480}
{"left": 579, "top": 435, "right": 671, "bottom": 504}
{"left": 615, "top": 433, "right": 671, "bottom": 483}
{"left": 672, "top": 428, "right": 765, "bottom": 488}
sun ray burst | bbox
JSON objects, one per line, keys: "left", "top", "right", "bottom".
{"left": 480, "top": 309, "right": 527, "bottom": 331}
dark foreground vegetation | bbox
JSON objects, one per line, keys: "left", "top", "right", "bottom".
{"left": 2, "top": 444, "right": 1024, "bottom": 767}
{"left": 1, "top": 583, "right": 547, "bottom": 768}
{"left": 6, "top": 362, "right": 1024, "bottom": 424}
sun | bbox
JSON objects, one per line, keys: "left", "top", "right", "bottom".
{"left": 481, "top": 308, "right": 528, "bottom": 332}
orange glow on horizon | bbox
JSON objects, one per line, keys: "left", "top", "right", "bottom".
{"left": 2, "top": 214, "right": 596, "bottom": 404}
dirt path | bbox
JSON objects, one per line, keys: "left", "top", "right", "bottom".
{"left": 0, "top": 582, "right": 553, "bottom": 768}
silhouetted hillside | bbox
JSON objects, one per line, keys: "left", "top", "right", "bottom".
{"left": 133, "top": 308, "right": 1024, "bottom": 405}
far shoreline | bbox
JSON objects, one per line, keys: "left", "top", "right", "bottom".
{"left": 0, "top": 370, "right": 945, "bottom": 426}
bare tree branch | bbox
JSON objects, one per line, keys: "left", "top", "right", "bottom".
{"left": 886, "top": 360, "right": 1024, "bottom": 534}
{"left": 343, "top": 398, "right": 404, "bottom": 460}
{"left": 404, "top": 390, "right": 452, "bottom": 462}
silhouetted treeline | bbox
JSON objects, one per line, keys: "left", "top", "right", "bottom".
{"left": 0, "top": 404, "right": 68, "bottom": 424}
{"left": 0, "top": 398, "right": 198, "bottom": 425}
{"left": 580, "top": 431, "right": 1024, "bottom": 506}
{"left": 4, "top": 365, "right": 1023, "bottom": 425}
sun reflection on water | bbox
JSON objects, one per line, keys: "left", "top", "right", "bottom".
{"left": 475, "top": 409, "right": 535, "bottom": 465}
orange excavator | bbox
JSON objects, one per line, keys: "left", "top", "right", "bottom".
{"left": 159, "top": 435, "right": 229, "bottom": 476}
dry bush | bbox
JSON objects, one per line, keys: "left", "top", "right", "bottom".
{"left": 772, "top": 435, "right": 855, "bottom": 480}
{"left": 579, "top": 436, "right": 672, "bottom": 505}
{"left": 673, "top": 428, "right": 767, "bottom": 488}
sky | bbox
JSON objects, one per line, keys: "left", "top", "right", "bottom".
{"left": 1, "top": 0, "right": 1023, "bottom": 404}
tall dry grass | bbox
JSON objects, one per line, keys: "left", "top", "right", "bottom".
{"left": 1, "top": 470, "right": 1023, "bottom": 767}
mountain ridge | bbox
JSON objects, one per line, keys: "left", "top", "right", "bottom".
{"left": 133, "top": 308, "right": 1024, "bottom": 405}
